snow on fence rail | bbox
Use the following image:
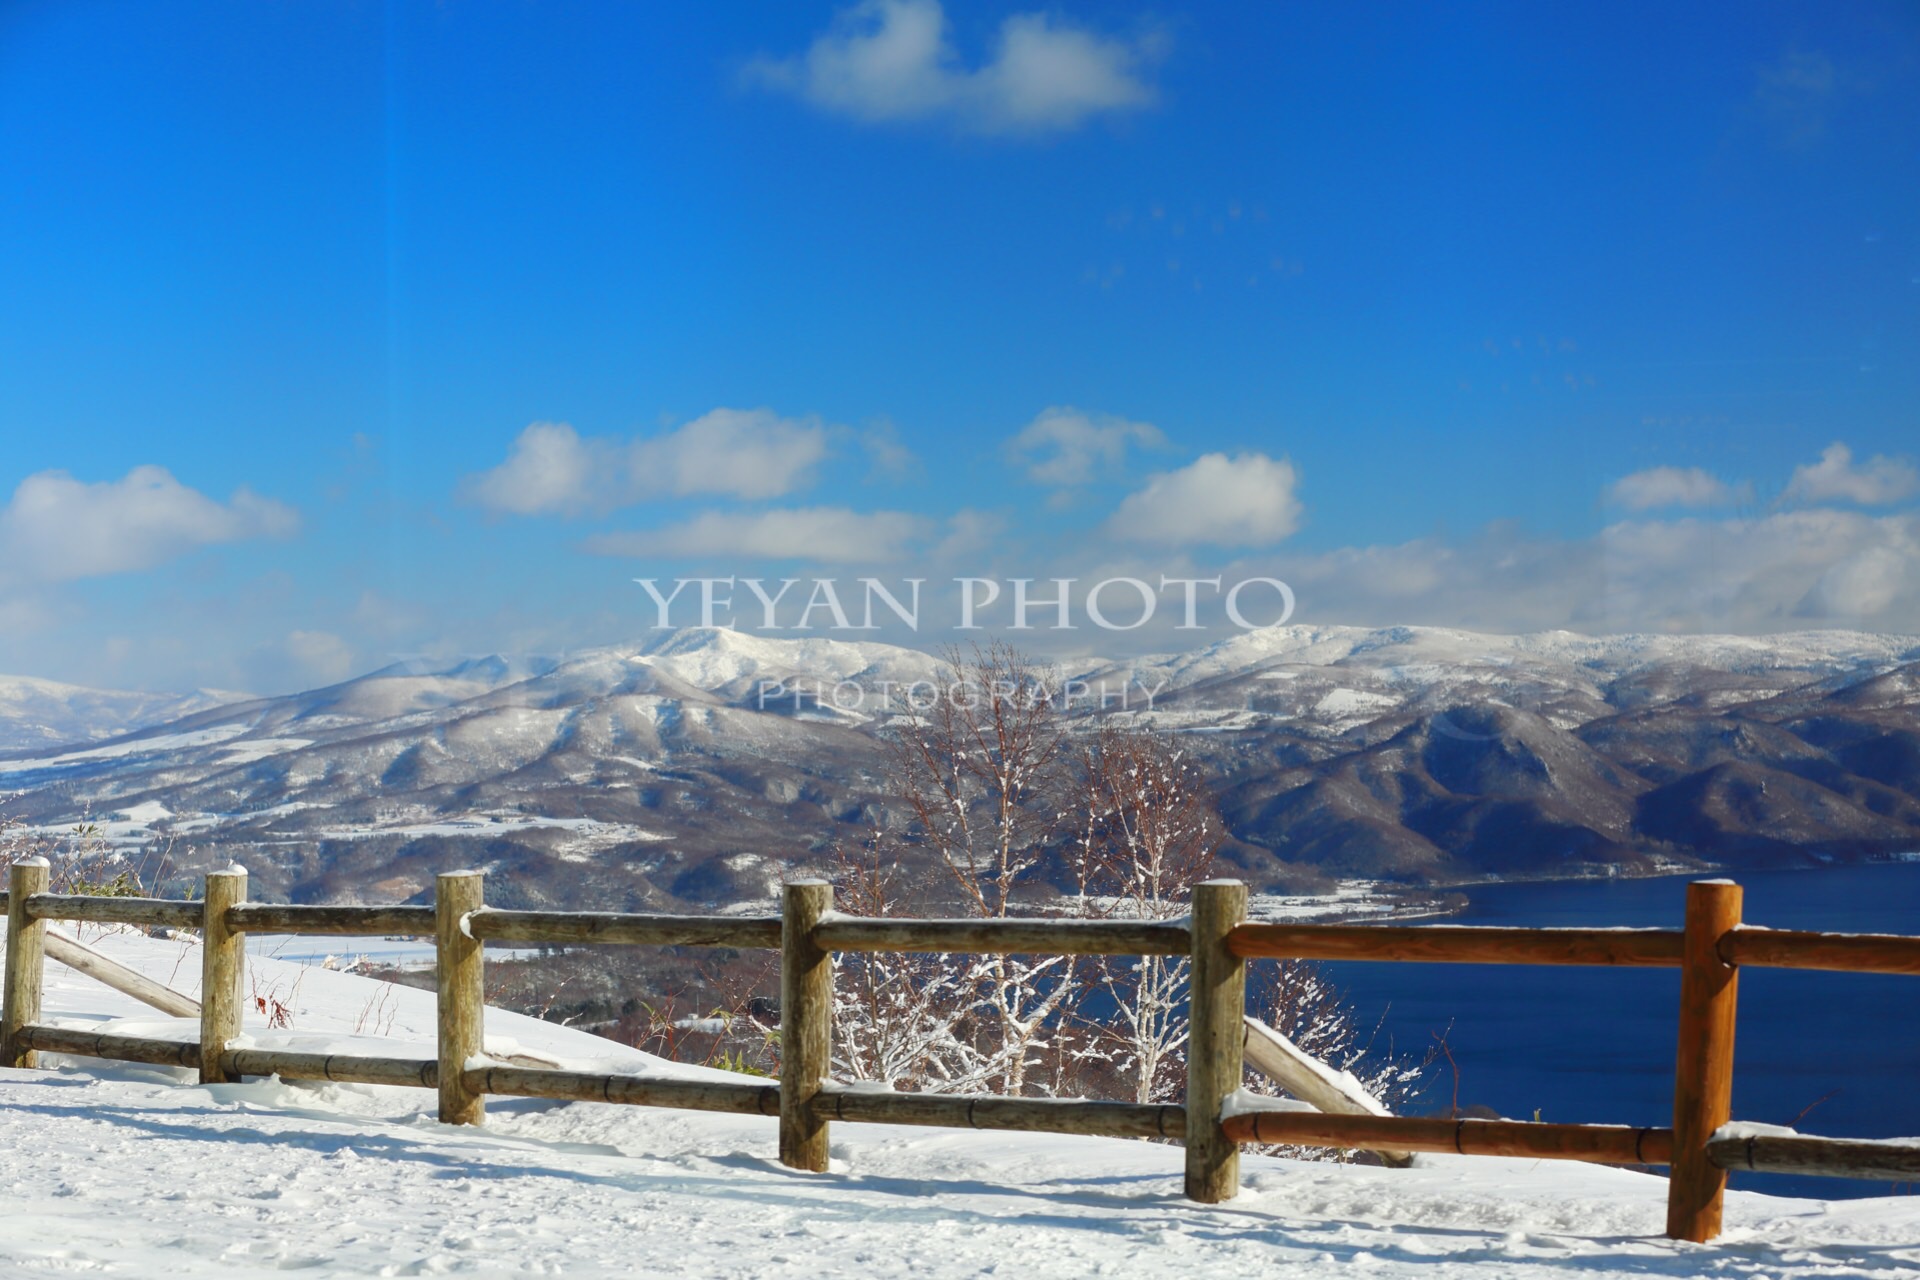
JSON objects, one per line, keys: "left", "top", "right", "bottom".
{"left": 4, "top": 861, "right": 1920, "bottom": 1243}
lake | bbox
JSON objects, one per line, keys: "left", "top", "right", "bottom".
{"left": 1314, "top": 861, "right": 1920, "bottom": 1201}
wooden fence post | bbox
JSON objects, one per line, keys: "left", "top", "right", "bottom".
{"left": 1185, "top": 878, "right": 1247, "bottom": 1203}
{"left": 780, "top": 879, "right": 832, "bottom": 1172}
{"left": 1667, "top": 879, "right": 1742, "bottom": 1243}
{"left": 437, "top": 870, "right": 486, "bottom": 1126}
{"left": 199, "top": 866, "right": 247, "bottom": 1084}
{"left": 3, "top": 858, "right": 50, "bottom": 1069}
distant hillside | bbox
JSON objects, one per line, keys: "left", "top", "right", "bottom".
{"left": 0, "top": 675, "right": 243, "bottom": 753}
{"left": 1, "top": 625, "right": 1916, "bottom": 908}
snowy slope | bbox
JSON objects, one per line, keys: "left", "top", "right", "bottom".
{"left": 0, "top": 925, "right": 1914, "bottom": 1277}
{"left": 0, "top": 674, "right": 240, "bottom": 753}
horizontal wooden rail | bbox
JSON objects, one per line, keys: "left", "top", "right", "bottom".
{"left": 1223, "top": 1107, "right": 1674, "bottom": 1165}
{"left": 465, "top": 1064, "right": 781, "bottom": 1115}
{"left": 1723, "top": 927, "right": 1920, "bottom": 976}
{"left": 1708, "top": 1132, "right": 1920, "bottom": 1181}
{"left": 815, "top": 916, "right": 1190, "bottom": 956}
{"left": 466, "top": 909, "right": 782, "bottom": 949}
{"left": 816, "top": 1084, "right": 1186, "bottom": 1140}
{"left": 24, "top": 894, "right": 201, "bottom": 930}
{"left": 224, "top": 1048, "right": 438, "bottom": 1088}
{"left": 21, "top": 1026, "right": 437, "bottom": 1086}
{"left": 1229, "top": 923, "right": 1686, "bottom": 967}
{"left": 226, "top": 903, "right": 438, "bottom": 936}
{"left": 18, "top": 1024, "right": 201, "bottom": 1069}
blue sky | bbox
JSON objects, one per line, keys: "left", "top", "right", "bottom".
{"left": 1, "top": 0, "right": 1916, "bottom": 692}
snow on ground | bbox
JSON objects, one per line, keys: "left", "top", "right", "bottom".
{"left": 1, "top": 927, "right": 1915, "bottom": 1278}
{"left": 1249, "top": 882, "right": 1449, "bottom": 923}
{"left": 0, "top": 723, "right": 253, "bottom": 774}
{"left": 214, "top": 736, "right": 315, "bottom": 765}
{"left": 310, "top": 814, "right": 670, "bottom": 846}
{"left": 1313, "top": 687, "right": 1402, "bottom": 719}
{"left": 245, "top": 933, "right": 546, "bottom": 972}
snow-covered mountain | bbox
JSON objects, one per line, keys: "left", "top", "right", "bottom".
{"left": 0, "top": 675, "right": 242, "bottom": 753}
{"left": 2, "top": 625, "right": 1917, "bottom": 908}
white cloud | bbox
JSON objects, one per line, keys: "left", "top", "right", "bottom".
{"left": 1007, "top": 407, "right": 1164, "bottom": 486}
{"left": 284, "top": 629, "right": 357, "bottom": 685}
{"left": 1263, "top": 508, "right": 1920, "bottom": 635}
{"left": 1783, "top": 442, "right": 1919, "bottom": 506}
{"left": 582, "top": 507, "right": 931, "bottom": 564}
{"left": 463, "top": 422, "right": 611, "bottom": 517}
{"left": 920, "top": 508, "right": 1006, "bottom": 563}
{"left": 463, "top": 410, "right": 830, "bottom": 517}
{"left": 745, "top": 0, "right": 1160, "bottom": 136}
{"left": 973, "top": 12, "right": 1161, "bottom": 132}
{"left": 0, "top": 465, "right": 297, "bottom": 583}
{"left": 1104, "top": 452, "right": 1302, "bottom": 547}
{"left": 637, "top": 409, "right": 829, "bottom": 501}
{"left": 858, "top": 421, "right": 919, "bottom": 481}
{"left": 1605, "top": 466, "right": 1746, "bottom": 511}
{"left": 1796, "top": 545, "right": 1910, "bottom": 619}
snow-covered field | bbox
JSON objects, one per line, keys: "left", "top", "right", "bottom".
{"left": 2, "top": 927, "right": 1915, "bottom": 1278}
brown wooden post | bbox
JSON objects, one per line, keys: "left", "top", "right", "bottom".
{"left": 1667, "top": 879, "right": 1742, "bottom": 1243}
{"left": 198, "top": 866, "right": 248, "bottom": 1084}
{"left": 436, "top": 870, "right": 486, "bottom": 1126}
{"left": 779, "top": 879, "right": 832, "bottom": 1172}
{"left": 1185, "top": 878, "right": 1247, "bottom": 1203}
{"left": 3, "top": 858, "right": 50, "bottom": 1069}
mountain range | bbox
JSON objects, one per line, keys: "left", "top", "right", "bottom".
{"left": 0, "top": 676, "right": 239, "bottom": 753}
{"left": 2, "top": 625, "right": 1917, "bottom": 910}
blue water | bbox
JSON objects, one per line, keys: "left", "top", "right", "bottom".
{"left": 1320, "top": 862, "right": 1920, "bottom": 1200}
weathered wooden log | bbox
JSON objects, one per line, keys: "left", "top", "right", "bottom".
{"left": 817, "top": 1085, "right": 1185, "bottom": 1140}
{"left": 4, "top": 860, "right": 50, "bottom": 1069}
{"left": 1186, "top": 879, "right": 1247, "bottom": 1203}
{"left": 1722, "top": 927, "right": 1920, "bottom": 976}
{"left": 780, "top": 880, "right": 833, "bottom": 1173}
{"left": 436, "top": 870, "right": 486, "bottom": 1125}
{"left": 467, "top": 909, "right": 781, "bottom": 949}
{"left": 199, "top": 867, "right": 247, "bottom": 1085}
{"left": 44, "top": 928, "right": 200, "bottom": 1018}
{"left": 464, "top": 1064, "right": 781, "bottom": 1116}
{"left": 1708, "top": 1132, "right": 1920, "bottom": 1181}
{"left": 1229, "top": 923, "right": 1686, "bottom": 968}
{"left": 222, "top": 1047, "right": 437, "bottom": 1088}
{"left": 1241, "top": 1017, "right": 1411, "bottom": 1167}
{"left": 17, "top": 1023, "right": 201, "bottom": 1069}
{"left": 1668, "top": 880, "right": 1742, "bottom": 1243}
{"left": 225, "top": 903, "right": 437, "bottom": 937}
{"left": 814, "top": 916, "right": 1190, "bottom": 957}
{"left": 25, "top": 894, "right": 202, "bottom": 930}
{"left": 1222, "top": 1107, "right": 1674, "bottom": 1165}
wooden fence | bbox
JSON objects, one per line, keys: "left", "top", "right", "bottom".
{"left": 3, "top": 859, "right": 1919, "bottom": 1243}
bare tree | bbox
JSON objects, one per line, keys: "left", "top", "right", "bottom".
{"left": 1070, "top": 723, "right": 1222, "bottom": 1103}
{"left": 887, "top": 642, "right": 1077, "bottom": 1094}
{"left": 894, "top": 641, "right": 1069, "bottom": 916}
{"left": 879, "top": 641, "right": 1436, "bottom": 1116}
